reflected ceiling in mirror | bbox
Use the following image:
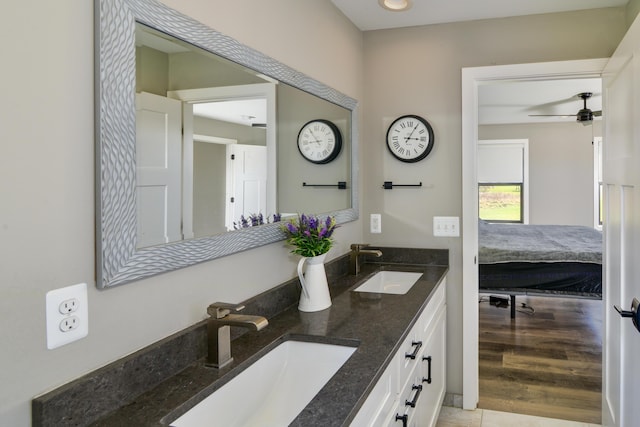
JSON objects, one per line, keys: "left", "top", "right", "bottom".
{"left": 95, "top": 0, "right": 358, "bottom": 288}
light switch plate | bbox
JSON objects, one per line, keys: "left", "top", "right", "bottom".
{"left": 370, "top": 214, "right": 382, "bottom": 234}
{"left": 433, "top": 216, "right": 460, "bottom": 237}
{"left": 46, "top": 283, "right": 88, "bottom": 349}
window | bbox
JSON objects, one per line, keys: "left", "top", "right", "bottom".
{"left": 478, "top": 183, "right": 523, "bottom": 223}
{"left": 478, "top": 140, "right": 529, "bottom": 223}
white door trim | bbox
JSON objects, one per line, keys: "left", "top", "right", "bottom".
{"left": 461, "top": 58, "right": 608, "bottom": 410}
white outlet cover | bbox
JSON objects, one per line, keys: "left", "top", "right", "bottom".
{"left": 370, "top": 213, "right": 382, "bottom": 234}
{"left": 46, "top": 283, "right": 88, "bottom": 349}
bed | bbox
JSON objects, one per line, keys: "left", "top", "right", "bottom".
{"left": 478, "top": 220, "right": 603, "bottom": 317}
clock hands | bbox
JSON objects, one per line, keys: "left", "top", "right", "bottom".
{"left": 403, "top": 123, "right": 419, "bottom": 144}
{"left": 306, "top": 129, "right": 324, "bottom": 146}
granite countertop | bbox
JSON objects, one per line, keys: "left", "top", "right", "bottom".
{"left": 92, "top": 261, "right": 448, "bottom": 427}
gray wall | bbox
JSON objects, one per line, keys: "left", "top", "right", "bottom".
{"left": 479, "top": 121, "right": 602, "bottom": 227}
{"left": 361, "top": 7, "right": 626, "bottom": 396}
{"left": 0, "top": 1, "right": 362, "bottom": 425}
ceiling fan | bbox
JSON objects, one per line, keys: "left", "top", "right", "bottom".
{"left": 529, "top": 92, "right": 602, "bottom": 126}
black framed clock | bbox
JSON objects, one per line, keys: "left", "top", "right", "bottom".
{"left": 386, "top": 114, "right": 435, "bottom": 163}
{"left": 297, "top": 119, "right": 342, "bottom": 164}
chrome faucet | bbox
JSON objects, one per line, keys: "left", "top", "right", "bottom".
{"left": 206, "top": 302, "right": 268, "bottom": 369}
{"left": 350, "top": 243, "right": 383, "bottom": 275}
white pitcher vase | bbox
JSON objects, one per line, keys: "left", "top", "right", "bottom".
{"left": 297, "top": 253, "right": 332, "bottom": 312}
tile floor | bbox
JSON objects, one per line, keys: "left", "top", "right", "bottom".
{"left": 436, "top": 406, "right": 601, "bottom": 427}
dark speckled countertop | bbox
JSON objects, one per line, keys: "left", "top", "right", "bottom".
{"left": 32, "top": 249, "right": 448, "bottom": 427}
{"left": 89, "top": 262, "right": 448, "bottom": 427}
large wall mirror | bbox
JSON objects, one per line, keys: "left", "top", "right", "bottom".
{"left": 96, "top": 0, "right": 359, "bottom": 288}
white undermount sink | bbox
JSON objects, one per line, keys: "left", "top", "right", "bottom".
{"left": 170, "top": 340, "right": 356, "bottom": 427}
{"left": 353, "top": 271, "right": 423, "bottom": 295}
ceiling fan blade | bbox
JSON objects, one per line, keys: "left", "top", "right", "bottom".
{"left": 523, "top": 96, "right": 578, "bottom": 112}
{"left": 527, "top": 92, "right": 602, "bottom": 121}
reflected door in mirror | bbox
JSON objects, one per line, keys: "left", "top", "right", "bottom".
{"left": 226, "top": 144, "right": 268, "bottom": 230}
{"left": 135, "top": 92, "right": 183, "bottom": 248}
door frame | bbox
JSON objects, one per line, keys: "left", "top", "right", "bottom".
{"left": 461, "top": 58, "right": 609, "bottom": 409}
{"left": 168, "top": 83, "right": 278, "bottom": 235}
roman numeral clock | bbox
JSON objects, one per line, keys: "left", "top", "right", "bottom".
{"left": 297, "top": 119, "right": 342, "bottom": 164}
{"left": 386, "top": 114, "right": 435, "bottom": 162}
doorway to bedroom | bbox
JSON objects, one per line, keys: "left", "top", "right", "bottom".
{"left": 477, "top": 77, "right": 603, "bottom": 424}
{"left": 462, "top": 59, "right": 606, "bottom": 424}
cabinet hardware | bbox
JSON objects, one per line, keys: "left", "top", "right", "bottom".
{"left": 614, "top": 297, "right": 640, "bottom": 332}
{"left": 395, "top": 413, "right": 408, "bottom": 426}
{"left": 405, "top": 384, "right": 423, "bottom": 408}
{"left": 422, "top": 355, "right": 432, "bottom": 384}
{"left": 405, "top": 340, "right": 423, "bottom": 359}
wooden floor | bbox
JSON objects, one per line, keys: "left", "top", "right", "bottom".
{"left": 478, "top": 294, "right": 602, "bottom": 424}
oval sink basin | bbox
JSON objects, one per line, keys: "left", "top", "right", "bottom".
{"left": 353, "top": 271, "right": 423, "bottom": 295}
{"left": 170, "top": 340, "right": 356, "bottom": 427}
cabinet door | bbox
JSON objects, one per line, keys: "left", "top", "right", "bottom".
{"left": 350, "top": 367, "right": 398, "bottom": 427}
{"left": 416, "top": 304, "right": 447, "bottom": 427}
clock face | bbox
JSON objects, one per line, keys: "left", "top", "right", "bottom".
{"left": 297, "top": 119, "right": 342, "bottom": 164}
{"left": 386, "top": 115, "right": 435, "bottom": 163}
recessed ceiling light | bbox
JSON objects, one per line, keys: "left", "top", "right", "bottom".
{"left": 378, "top": 0, "right": 412, "bottom": 12}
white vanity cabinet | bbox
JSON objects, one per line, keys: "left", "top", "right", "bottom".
{"left": 350, "top": 277, "right": 447, "bottom": 427}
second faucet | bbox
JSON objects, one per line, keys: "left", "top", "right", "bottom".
{"left": 350, "top": 244, "right": 383, "bottom": 275}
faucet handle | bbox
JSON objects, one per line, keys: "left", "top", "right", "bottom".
{"left": 208, "top": 302, "right": 245, "bottom": 319}
{"left": 350, "top": 243, "right": 370, "bottom": 251}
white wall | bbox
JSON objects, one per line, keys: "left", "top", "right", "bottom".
{"left": 480, "top": 121, "right": 601, "bottom": 227}
{"left": 361, "top": 7, "right": 626, "bottom": 396}
{"left": 0, "top": 1, "right": 362, "bottom": 425}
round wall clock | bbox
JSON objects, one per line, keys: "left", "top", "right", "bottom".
{"left": 386, "top": 114, "right": 435, "bottom": 163}
{"left": 297, "top": 119, "right": 342, "bottom": 164}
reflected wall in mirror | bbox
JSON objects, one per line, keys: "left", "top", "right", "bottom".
{"left": 277, "top": 84, "right": 351, "bottom": 215}
{"left": 95, "top": 0, "right": 358, "bottom": 288}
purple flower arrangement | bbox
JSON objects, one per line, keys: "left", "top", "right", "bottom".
{"left": 281, "top": 214, "right": 338, "bottom": 257}
{"left": 233, "top": 213, "right": 282, "bottom": 230}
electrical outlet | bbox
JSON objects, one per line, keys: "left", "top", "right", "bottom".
{"left": 59, "top": 298, "right": 79, "bottom": 314}
{"left": 433, "top": 216, "right": 460, "bottom": 237}
{"left": 46, "top": 283, "right": 88, "bottom": 349}
{"left": 370, "top": 213, "right": 382, "bottom": 234}
{"left": 59, "top": 315, "right": 80, "bottom": 331}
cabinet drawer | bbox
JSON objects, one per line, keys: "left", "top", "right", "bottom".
{"left": 399, "top": 278, "right": 446, "bottom": 390}
{"left": 419, "top": 277, "right": 446, "bottom": 336}
{"left": 398, "top": 329, "right": 423, "bottom": 391}
{"left": 350, "top": 367, "right": 398, "bottom": 427}
{"left": 393, "top": 371, "right": 423, "bottom": 427}
{"left": 417, "top": 304, "right": 447, "bottom": 427}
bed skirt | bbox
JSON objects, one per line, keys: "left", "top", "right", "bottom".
{"left": 479, "top": 261, "right": 602, "bottom": 296}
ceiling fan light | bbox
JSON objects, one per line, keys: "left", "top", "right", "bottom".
{"left": 379, "top": 0, "right": 412, "bottom": 12}
{"left": 577, "top": 108, "right": 593, "bottom": 124}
